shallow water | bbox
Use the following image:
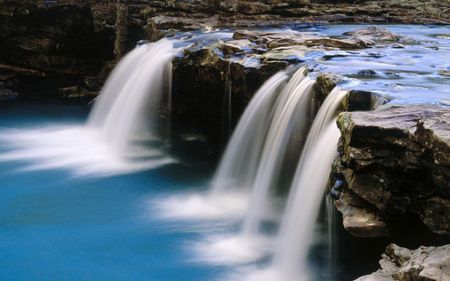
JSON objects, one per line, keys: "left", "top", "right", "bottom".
{"left": 299, "top": 24, "right": 450, "bottom": 105}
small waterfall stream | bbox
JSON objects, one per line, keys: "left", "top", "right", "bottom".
{"left": 88, "top": 38, "right": 178, "bottom": 154}
{"left": 211, "top": 71, "right": 288, "bottom": 194}
{"left": 242, "top": 69, "right": 315, "bottom": 236}
{"left": 0, "top": 38, "right": 181, "bottom": 177}
{"left": 271, "top": 88, "right": 348, "bottom": 280}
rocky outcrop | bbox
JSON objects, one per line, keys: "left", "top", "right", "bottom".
{"left": 332, "top": 105, "right": 450, "bottom": 237}
{"left": 356, "top": 244, "right": 450, "bottom": 281}
{"left": 0, "top": 0, "right": 115, "bottom": 99}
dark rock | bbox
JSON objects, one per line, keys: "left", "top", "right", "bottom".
{"left": 0, "top": 1, "right": 115, "bottom": 99}
{"left": 171, "top": 36, "right": 289, "bottom": 137}
{"left": 334, "top": 105, "right": 450, "bottom": 237}
{"left": 356, "top": 244, "right": 450, "bottom": 281}
{"left": 315, "top": 72, "right": 346, "bottom": 98}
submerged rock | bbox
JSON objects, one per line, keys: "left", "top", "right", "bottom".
{"left": 334, "top": 104, "right": 450, "bottom": 237}
{"left": 356, "top": 244, "right": 450, "bottom": 281}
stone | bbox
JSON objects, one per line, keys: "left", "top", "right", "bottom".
{"left": 344, "top": 26, "right": 402, "bottom": 43}
{"left": 334, "top": 105, "right": 450, "bottom": 237}
{"left": 315, "top": 72, "right": 346, "bottom": 101}
{"left": 335, "top": 191, "right": 390, "bottom": 237}
{"left": 356, "top": 244, "right": 450, "bottom": 281}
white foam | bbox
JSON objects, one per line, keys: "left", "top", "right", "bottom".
{"left": 152, "top": 190, "right": 249, "bottom": 221}
{"left": 190, "top": 234, "right": 272, "bottom": 266}
{"left": 0, "top": 125, "right": 174, "bottom": 177}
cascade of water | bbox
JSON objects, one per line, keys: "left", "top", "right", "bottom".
{"left": 211, "top": 71, "right": 288, "bottom": 194}
{"left": 271, "top": 88, "right": 348, "bottom": 280}
{"left": 241, "top": 68, "right": 316, "bottom": 236}
{"left": 88, "top": 38, "right": 178, "bottom": 153}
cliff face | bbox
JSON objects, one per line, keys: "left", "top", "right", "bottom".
{"left": 332, "top": 105, "right": 450, "bottom": 238}
{"left": 0, "top": 1, "right": 116, "bottom": 99}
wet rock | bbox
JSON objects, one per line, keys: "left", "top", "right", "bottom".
{"left": 235, "top": 31, "right": 374, "bottom": 49}
{"left": 344, "top": 90, "right": 388, "bottom": 111}
{"left": 315, "top": 72, "right": 346, "bottom": 99}
{"left": 261, "top": 46, "right": 310, "bottom": 62}
{"left": 356, "top": 244, "right": 450, "bottom": 281}
{"left": 220, "top": 39, "right": 254, "bottom": 56}
{"left": 336, "top": 191, "right": 390, "bottom": 238}
{"left": 344, "top": 26, "right": 402, "bottom": 44}
{"left": 334, "top": 105, "right": 450, "bottom": 237}
{"left": 171, "top": 38, "right": 289, "bottom": 137}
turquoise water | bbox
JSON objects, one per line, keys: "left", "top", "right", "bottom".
{"left": 0, "top": 102, "right": 386, "bottom": 281}
{"left": 0, "top": 102, "right": 226, "bottom": 281}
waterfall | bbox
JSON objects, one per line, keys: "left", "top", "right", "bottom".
{"left": 0, "top": 39, "right": 180, "bottom": 177}
{"left": 271, "top": 88, "right": 348, "bottom": 280}
{"left": 241, "top": 68, "right": 316, "bottom": 236}
{"left": 88, "top": 38, "right": 178, "bottom": 154}
{"left": 211, "top": 71, "right": 288, "bottom": 194}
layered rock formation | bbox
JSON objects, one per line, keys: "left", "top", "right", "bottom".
{"left": 140, "top": 0, "right": 449, "bottom": 34}
{"left": 332, "top": 105, "right": 450, "bottom": 238}
{"left": 0, "top": 0, "right": 117, "bottom": 99}
{"left": 356, "top": 244, "right": 450, "bottom": 281}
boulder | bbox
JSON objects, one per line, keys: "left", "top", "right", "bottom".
{"left": 344, "top": 26, "right": 402, "bottom": 44}
{"left": 334, "top": 104, "right": 450, "bottom": 237}
{"left": 356, "top": 244, "right": 450, "bottom": 281}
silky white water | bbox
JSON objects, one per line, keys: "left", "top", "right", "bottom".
{"left": 211, "top": 72, "right": 288, "bottom": 194}
{"left": 242, "top": 68, "right": 315, "bottom": 236}
{"left": 88, "top": 38, "right": 177, "bottom": 153}
{"left": 272, "top": 88, "right": 348, "bottom": 280}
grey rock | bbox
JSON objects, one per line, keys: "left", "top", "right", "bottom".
{"left": 334, "top": 105, "right": 450, "bottom": 237}
{"left": 356, "top": 244, "right": 450, "bottom": 281}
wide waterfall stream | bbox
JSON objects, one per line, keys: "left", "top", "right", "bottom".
{"left": 0, "top": 25, "right": 448, "bottom": 281}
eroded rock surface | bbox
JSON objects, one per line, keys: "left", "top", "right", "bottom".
{"left": 333, "top": 105, "right": 450, "bottom": 237}
{"left": 356, "top": 244, "right": 450, "bottom": 281}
